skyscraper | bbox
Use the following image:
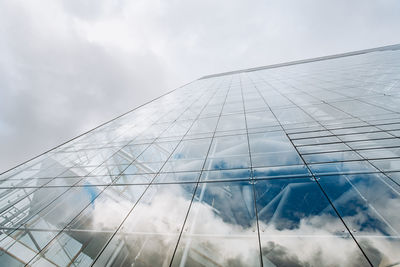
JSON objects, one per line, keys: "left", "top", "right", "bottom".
{"left": 1, "top": 44, "right": 400, "bottom": 267}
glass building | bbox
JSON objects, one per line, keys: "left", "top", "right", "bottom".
{"left": 1, "top": 44, "right": 400, "bottom": 267}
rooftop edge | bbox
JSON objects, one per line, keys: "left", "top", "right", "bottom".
{"left": 200, "top": 43, "right": 400, "bottom": 80}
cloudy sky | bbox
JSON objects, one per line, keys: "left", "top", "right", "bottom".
{"left": 1, "top": 0, "right": 400, "bottom": 172}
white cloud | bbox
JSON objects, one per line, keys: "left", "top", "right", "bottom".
{"left": 1, "top": 0, "right": 400, "bottom": 172}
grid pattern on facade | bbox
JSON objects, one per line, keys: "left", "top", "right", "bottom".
{"left": 1, "top": 46, "right": 400, "bottom": 267}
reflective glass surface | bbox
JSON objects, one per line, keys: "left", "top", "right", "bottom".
{"left": 1, "top": 45, "right": 400, "bottom": 266}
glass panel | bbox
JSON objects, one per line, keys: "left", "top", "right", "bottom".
{"left": 298, "top": 143, "right": 350, "bottom": 154}
{"left": 309, "top": 161, "right": 378, "bottom": 175}
{"left": 331, "top": 100, "right": 390, "bottom": 117}
{"left": 205, "top": 135, "right": 250, "bottom": 170}
{"left": 246, "top": 111, "right": 278, "bottom": 129}
{"left": 94, "top": 183, "right": 196, "bottom": 267}
{"left": 288, "top": 130, "right": 331, "bottom": 139}
{"left": 371, "top": 159, "right": 400, "bottom": 172}
{"left": 186, "top": 117, "right": 218, "bottom": 137}
{"left": 339, "top": 132, "right": 392, "bottom": 142}
{"left": 318, "top": 173, "right": 400, "bottom": 266}
{"left": 292, "top": 136, "right": 341, "bottom": 146}
{"left": 386, "top": 172, "right": 400, "bottom": 184}
{"left": 303, "top": 151, "right": 362, "bottom": 164}
{"left": 273, "top": 107, "right": 314, "bottom": 124}
{"left": 200, "top": 169, "right": 251, "bottom": 182}
{"left": 253, "top": 165, "right": 310, "bottom": 179}
{"left": 357, "top": 148, "right": 400, "bottom": 159}
{"left": 153, "top": 172, "right": 200, "bottom": 184}
{"left": 171, "top": 181, "right": 260, "bottom": 266}
{"left": 330, "top": 126, "right": 380, "bottom": 135}
{"left": 114, "top": 173, "right": 155, "bottom": 185}
{"left": 0, "top": 186, "right": 107, "bottom": 264}
{"left": 249, "top": 131, "right": 302, "bottom": 167}
{"left": 348, "top": 138, "right": 400, "bottom": 150}
{"left": 216, "top": 114, "right": 246, "bottom": 132}
{"left": 0, "top": 186, "right": 71, "bottom": 229}
{"left": 27, "top": 184, "right": 148, "bottom": 266}
{"left": 254, "top": 178, "right": 369, "bottom": 266}
{"left": 161, "top": 138, "right": 212, "bottom": 172}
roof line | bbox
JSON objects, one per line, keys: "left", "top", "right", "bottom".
{"left": 200, "top": 43, "right": 400, "bottom": 79}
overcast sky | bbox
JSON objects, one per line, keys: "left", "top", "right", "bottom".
{"left": 1, "top": 0, "right": 400, "bottom": 173}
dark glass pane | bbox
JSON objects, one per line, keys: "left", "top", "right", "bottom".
{"left": 319, "top": 173, "right": 400, "bottom": 266}
{"left": 254, "top": 178, "right": 369, "bottom": 266}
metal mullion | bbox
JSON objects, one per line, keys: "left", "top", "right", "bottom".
{"left": 265, "top": 71, "right": 400, "bottom": 261}
{"left": 290, "top": 129, "right": 390, "bottom": 141}
{"left": 287, "top": 82, "right": 400, "bottom": 141}
{"left": 86, "top": 79, "right": 224, "bottom": 267}
{"left": 0, "top": 115, "right": 154, "bottom": 234}
{"left": 240, "top": 74, "right": 264, "bottom": 267}
{"left": 169, "top": 76, "right": 233, "bottom": 267}
{"left": 25, "top": 78, "right": 218, "bottom": 267}
{"left": 294, "top": 136, "right": 397, "bottom": 148}
{"left": 313, "top": 73, "right": 400, "bottom": 115}
{"left": 284, "top": 86, "right": 400, "bottom": 188}
{"left": 262, "top": 71, "right": 400, "bottom": 171}
{"left": 300, "top": 145, "right": 400, "bottom": 155}
{"left": 303, "top": 157, "right": 399, "bottom": 166}
{"left": 267, "top": 71, "right": 400, "bottom": 139}
{"left": 4, "top": 97, "right": 182, "bottom": 261}
{"left": 247, "top": 72, "right": 374, "bottom": 266}
{"left": 0, "top": 118, "right": 151, "bottom": 223}
{"left": 313, "top": 131, "right": 400, "bottom": 188}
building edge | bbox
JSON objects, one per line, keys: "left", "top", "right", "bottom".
{"left": 0, "top": 80, "right": 195, "bottom": 176}
{"left": 200, "top": 43, "right": 400, "bottom": 79}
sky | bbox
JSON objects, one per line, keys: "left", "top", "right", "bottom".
{"left": 1, "top": 0, "right": 400, "bottom": 173}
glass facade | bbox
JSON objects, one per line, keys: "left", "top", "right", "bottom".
{"left": 1, "top": 45, "right": 400, "bottom": 266}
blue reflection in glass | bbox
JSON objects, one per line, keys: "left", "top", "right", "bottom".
{"left": 318, "top": 173, "right": 400, "bottom": 236}
{"left": 83, "top": 184, "right": 99, "bottom": 204}
{"left": 318, "top": 173, "right": 400, "bottom": 265}
{"left": 196, "top": 180, "right": 256, "bottom": 227}
{"left": 254, "top": 178, "right": 337, "bottom": 230}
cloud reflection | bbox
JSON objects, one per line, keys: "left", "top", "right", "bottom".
{"left": 88, "top": 180, "right": 376, "bottom": 266}
{"left": 19, "top": 174, "right": 399, "bottom": 267}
